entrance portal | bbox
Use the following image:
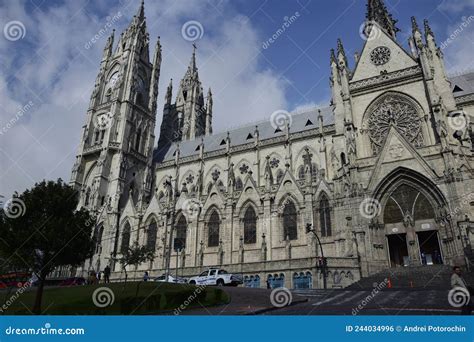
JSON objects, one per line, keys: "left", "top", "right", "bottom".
{"left": 387, "top": 234, "right": 409, "bottom": 267}
{"left": 417, "top": 230, "right": 443, "bottom": 265}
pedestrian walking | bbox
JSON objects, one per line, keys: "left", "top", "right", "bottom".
{"left": 103, "top": 265, "right": 111, "bottom": 284}
{"left": 143, "top": 271, "right": 149, "bottom": 282}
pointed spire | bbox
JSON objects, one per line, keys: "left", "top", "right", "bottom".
{"left": 102, "top": 29, "right": 115, "bottom": 60}
{"left": 366, "top": 0, "right": 399, "bottom": 39}
{"left": 424, "top": 19, "right": 434, "bottom": 38}
{"left": 337, "top": 39, "right": 348, "bottom": 66}
{"left": 166, "top": 78, "right": 173, "bottom": 105}
{"left": 189, "top": 43, "right": 198, "bottom": 73}
{"left": 136, "top": 0, "right": 145, "bottom": 23}
{"left": 411, "top": 16, "right": 420, "bottom": 34}
{"left": 330, "top": 48, "right": 337, "bottom": 65}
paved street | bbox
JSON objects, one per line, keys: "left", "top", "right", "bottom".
{"left": 264, "top": 288, "right": 461, "bottom": 315}
{"left": 179, "top": 287, "right": 463, "bottom": 316}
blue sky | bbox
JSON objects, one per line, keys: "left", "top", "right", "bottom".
{"left": 0, "top": 0, "right": 473, "bottom": 196}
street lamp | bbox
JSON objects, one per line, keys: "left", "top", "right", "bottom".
{"left": 306, "top": 223, "right": 327, "bottom": 289}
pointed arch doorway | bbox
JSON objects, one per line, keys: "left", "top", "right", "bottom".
{"left": 383, "top": 183, "right": 444, "bottom": 267}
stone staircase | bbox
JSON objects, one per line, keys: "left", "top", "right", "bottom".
{"left": 347, "top": 265, "right": 474, "bottom": 290}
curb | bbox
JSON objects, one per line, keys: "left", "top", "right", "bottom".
{"left": 245, "top": 298, "right": 309, "bottom": 315}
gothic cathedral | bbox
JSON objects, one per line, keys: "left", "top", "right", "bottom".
{"left": 70, "top": 0, "right": 474, "bottom": 289}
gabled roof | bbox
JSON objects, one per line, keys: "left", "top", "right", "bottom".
{"left": 154, "top": 106, "right": 334, "bottom": 163}
{"left": 449, "top": 72, "right": 474, "bottom": 97}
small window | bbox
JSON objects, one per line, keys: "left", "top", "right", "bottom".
{"left": 246, "top": 133, "right": 253, "bottom": 140}
{"left": 453, "top": 85, "right": 464, "bottom": 93}
{"left": 195, "top": 145, "right": 200, "bottom": 151}
{"left": 274, "top": 127, "right": 282, "bottom": 133}
{"left": 209, "top": 269, "right": 217, "bottom": 276}
{"left": 220, "top": 139, "right": 226, "bottom": 145}
{"left": 305, "top": 119, "right": 313, "bottom": 127}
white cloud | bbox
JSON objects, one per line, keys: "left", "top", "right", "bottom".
{"left": 0, "top": 0, "right": 288, "bottom": 196}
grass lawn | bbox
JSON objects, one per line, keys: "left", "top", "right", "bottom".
{"left": 0, "top": 282, "right": 230, "bottom": 315}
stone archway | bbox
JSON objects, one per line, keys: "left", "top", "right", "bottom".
{"left": 372, "top": 167, "right": 454, "bottom": 267}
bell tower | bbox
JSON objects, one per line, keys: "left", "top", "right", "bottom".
{"left": 157, "top": 46, "right": 212, "bottom": 150}
{"left": 70, "top": 0, "right": 161, "bottom": 220}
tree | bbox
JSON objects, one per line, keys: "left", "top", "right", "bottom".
{"left": 116, "top": 241, "right": 154, "bottom": 282}
{"left": 0, "top": 179, "right": 94, "bottom": 314}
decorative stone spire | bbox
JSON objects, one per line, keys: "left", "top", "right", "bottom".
{"left": 337, "top": 39, "right": 348, "bottom": 67}
{"left": 165, "top": 79, "right": 173, "bottom": 105}
{"left": 102, "top": 29, "right": 114, "bottom": 61}
{"left": 423, "top": 19, "right": 434, "bottom": 39}
{"left": 330, "top": 48, "right": 337, "bottom": 65}
{"left": 366, "top": 0, "right": 399, "bottom": 39}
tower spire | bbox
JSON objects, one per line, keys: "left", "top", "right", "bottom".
{"left": 366, "top": 0, "right": 399, "bottom": 39}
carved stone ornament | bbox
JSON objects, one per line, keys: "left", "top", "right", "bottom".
{"left": 370, "top": 46, "right": 391, "bottom": 66}
{"left": 367, "top": 95, "right": 423, "bottom": 153}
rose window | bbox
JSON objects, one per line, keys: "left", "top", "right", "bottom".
{"left": 367, "top": 95, "right": 423, "bottom": 153}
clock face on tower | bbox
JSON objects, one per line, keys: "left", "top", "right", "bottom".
{"left": 108, "top": 72, "right": 120, "bottom": 87}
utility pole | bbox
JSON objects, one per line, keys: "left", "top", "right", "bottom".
{"left": 306, "top": 223, "right": 327, "bottom": 289}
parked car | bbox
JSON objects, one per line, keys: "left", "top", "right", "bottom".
{"left": 188, "top": 268, "right": 243, "bottom": 286}
{"left": 59, "top": 277, "right": 86, "bottom": 286}
{"left": 153, "top": 274, "right": 187, "bottom": 284}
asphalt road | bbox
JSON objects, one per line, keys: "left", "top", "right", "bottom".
{"left": 180, "top": 287, "right": 465, "bottom": 315}
{"left": 263, "top": 288, "right": 463, "bottom": 315}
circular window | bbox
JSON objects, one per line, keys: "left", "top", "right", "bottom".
{"left": 370, "top": 46, "right": 391, "bottom": 65}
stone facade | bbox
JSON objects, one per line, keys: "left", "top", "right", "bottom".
{"left": 70, "top": 1, "right": 474, "bottom": 289}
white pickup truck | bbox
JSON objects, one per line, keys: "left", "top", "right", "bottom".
{"left": 188, "top": 268, "right": 243, "bottom": 286}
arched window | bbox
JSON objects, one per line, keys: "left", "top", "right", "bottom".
{"left": 384, "top": 184, "right": 435, "bottom": 224}
{"left": 243, "top": 206, "right": 257, "bottom": 244}
{"left": 84, "top": 187, "right": 91, "bottom": 206}
{"left": 175, "top": 215, "right": 187, "bottom": 250}
{"left": 120, "top": 222, "right": 131, "bottom": 254}
{"left": 283, "top": 200, "right": 298, "bottom": 240}
{"left": 340, "top": 153, "right": 346, "bottom": 166}
{"left": 207, "top": 210, "right": 220, "bottom": 247}
{"left": 235, "top": 177, "right": 243, "bottom": 191}
{"left": 135, "top": 129, "right": 141, "bottom": 151}
{"left": 146, "top": 219, "right": 158, "bottom": 251}
{"left": 319, "top": 194, "right": 332, "bottom": 237}
{"left": 298, "top": 166, "right": 305, "bottom": 179}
